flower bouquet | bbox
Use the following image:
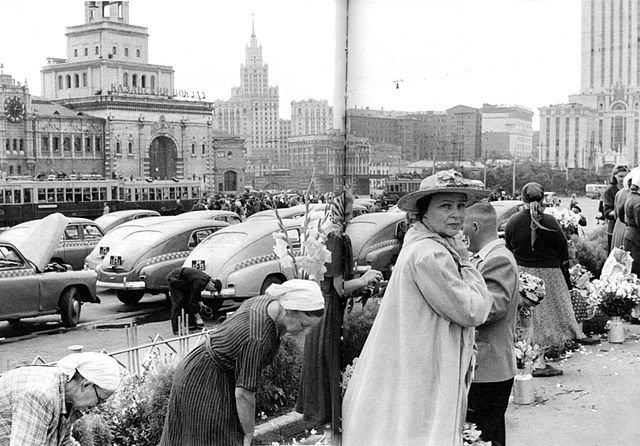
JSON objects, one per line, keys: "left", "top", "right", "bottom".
{"left": 518, "top": 271, "right": 545, "bottom": 320}
{"left": 544, "top": 206, "right": 581, "bottom": 236}
{"left": 513, "top": 328, "right": 546, "bottom": 404}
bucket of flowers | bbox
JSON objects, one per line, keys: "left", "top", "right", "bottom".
{"left": 513, "top": 332, "right": 546, "bottom": 404}
{"left": 586, "top": 270, "right": 640, "bottom": 343}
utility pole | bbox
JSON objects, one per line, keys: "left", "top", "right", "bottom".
{"left": 511, "top": 153, "right": 516, "bottom": 196}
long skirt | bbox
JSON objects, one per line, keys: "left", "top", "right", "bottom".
{"left": 611, "top": 220, "right": 627, "bottom": 251}
{"left": 159, "top": 343, "right": 243, "bottom": 446}
{"left": 520, "top": 266, "right": 583, "bottom": 349}
{"left": 296, "top": 290, "right": 344, "bottom": 434}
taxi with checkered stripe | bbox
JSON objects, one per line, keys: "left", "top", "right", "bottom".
{"left": 96, "top": 219, "right": 229, "bottom": 305}
{"left": 183, "top": 218, "right": 304, "bottom": 309}
{"left": 0, "top": 213, "right": 99, "bottom": 328}
{"left": 3, "top": 217, "right": 104, "bottom": 270}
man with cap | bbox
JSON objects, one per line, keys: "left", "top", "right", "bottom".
{"left": 0, "top": 352, "right": 120, "bottom": 446}
{"left": 160, "top": 279, "right": 325, "bottom": 446}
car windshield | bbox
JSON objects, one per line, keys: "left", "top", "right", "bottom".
{"left": 347, "top": 221, "right": 377, "bottom": 248}
{"left": 196, "top": 232, "right": 248, "bottom": 256}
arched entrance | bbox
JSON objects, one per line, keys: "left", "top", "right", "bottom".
{"left": 223, "top": 170, "right": 238, "bottom": 192}
{"left": 149, "top": 136, "right": 177, "bottom": 179}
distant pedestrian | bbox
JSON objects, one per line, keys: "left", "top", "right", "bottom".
{"left": 102, "top": 202, "right": 110, "bottom": 215}
{"left": 0, "top": 352, "right": 120, "bottom": 446}
{"left": 463, "top": 201, "right": 519, "bottom": 446}
{"left": 173, "top": 199, "right": 184, "bottom": 215}
{"left": 166, "top": 266, "right": 220, "bottom": 335}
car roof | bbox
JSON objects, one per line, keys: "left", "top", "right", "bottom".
{"left": 247, "top": 203, "right": 327, "bottom": 220}
{"left": 348, "top": 211, "right": 407, "bottom": 226}
{"left": 96, "top": 209, "right": 160, "bottom": 219}
{"left": 178, "top": 210, "right": 239, "bottom": 219}
{"left": 122, "top": 219, "right": 228, "bottom": 239}
{"left": 10, "top": 216, "right": 96, "bottom": 229}
{"left": 212, "top": 218, "right": 300, "bottom": 239}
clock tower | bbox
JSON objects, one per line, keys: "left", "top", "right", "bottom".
{"left": 0, "top": 68, "right": 34, "bottom": 177}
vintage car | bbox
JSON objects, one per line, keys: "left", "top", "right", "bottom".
{"left": 3, "top": 217, "right": 105, "bottom": 270}
{"left": 94, "top": 209, "right": 161, "bottom": 233}
{"left": 177, "top": 210, "right": 243, "bottom": 225}
{"left": 491, "top": 200, "right": 523, "bottom": 236}
{"left": 346, "top": 211, "right": 408, "bottom": 280}
{"left": 183, "top": 219, "right": 305, "bottom": 309}
{"left": 95, "top": 219, "right": 229, "bottom": 304}
{"left": 84, "top": 216, "right": 176, "bottom": 270}
{"left": 246, "top": 204, "right": 328, "bottom": 221}
{"left": 0, "top": 213, "right": 99, "bottom": 327}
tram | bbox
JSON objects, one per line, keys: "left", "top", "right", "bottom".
{"left": 0, "top": 178, "right": 203, "bottom": 227}
{"left": 385, "top": 175, "right": 423, "bottom": 203}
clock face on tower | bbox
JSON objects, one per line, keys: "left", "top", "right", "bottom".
{"left": 4, "top": 96, "right": 25, "bottom": 123}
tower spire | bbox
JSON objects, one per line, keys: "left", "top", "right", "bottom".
{"left": 251, "top": 13, "right": 255, "bottom": 38}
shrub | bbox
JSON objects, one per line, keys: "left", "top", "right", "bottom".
{"left": 572, "top": 226, "right": 607, "bottom": 278}
{"left": 342, "top": 299, "right": 381, "bottom": 369}
{"left": 72, "top": 414, "right": 112, "bottom": 446}
{"left": 256, "top": 334, "right": 302, "bottom": 416}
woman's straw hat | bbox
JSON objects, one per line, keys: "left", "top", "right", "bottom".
{"left": 397, "top": 169, "right": 490, "bottom": 213}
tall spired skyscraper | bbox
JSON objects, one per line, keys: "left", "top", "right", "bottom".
{"left": 539, "top": 0, "right": 640, "bottom": 170}
{"left": 214, "top": 18, "right": 283, "bottom": 181}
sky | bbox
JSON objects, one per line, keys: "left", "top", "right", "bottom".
{"left": 0, "top": 0, "right": 582, "bottom": 129}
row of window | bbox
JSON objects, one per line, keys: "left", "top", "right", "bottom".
{"left": 122, "top": 73, "right": 155, "bottom": 89}
{"left": 41, "top": 136, "right": 101, "bottom": 154}
{"left": 5, "top": 139, "right": 24, "bottom": 153}
{"left": 58, "top": 73, "right": 87, "bottom": 90}
{"left": 73, "top": 46, "right": 141, "bottom": 58}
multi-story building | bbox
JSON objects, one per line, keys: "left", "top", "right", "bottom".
{"left": 445, "top": 105, "right": 482, "bottom": 163}
{"left": 38, "top": 1, "right": 245, "bottom": 193}
{"left": 480, "top": 104, "right": 533, "bottom": 160}
{"left": 540, "top": 0, "right": 640, "bottom": 169}
{"left": 288, "top": 131, "right": 370, "bottom": 194}
{"left": 290, "top": 99, "right": 333, "bottom": 136}
{"left": 1, "top": 71, "right": 105, "bottom": 178}
{"left": 214, "top": 21, "right": 282, "bottom": 181}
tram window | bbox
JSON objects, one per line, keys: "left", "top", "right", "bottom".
{"left": 157, "top": 188, "right": 164, "bottom": 200}
{"left": 13, "top": 189, "right": 21, "bottom": 204}
{"left": 56, "top": 188, "right": 64, "bottom": 202}
{"left": 65, "top": 188, "right": 74, "bottom": 202}
{"left": 119, "top": 187, "right": 124, "bottom": 200}
{"left": 47, "top": 188, "right": 55, "bottom": 202}
{"left": 83, "top": 187, "right": 91, "bottom": 202}
{"left": 73, "top": 188, "right": 81, "bottom": 202}
{"left": 92, "top": 187, "right": 99, "bottom": 201}
{"left": 38, "top": 188, "right": 46, "bottom": 202}
{"left": 125, "top": 188, "right": 132, "bottom": 202}
{"left": 142, "top": 188, "right": 149, "bottom": 201}
{"left": 99, "top": 187, "right": 107, "bottom": 201}
{"left": 0, "top": 191, "right": 4, "bottom": 204}
{"left": 111, "top": 186, "right": 118, "bottom": 200}
{"left": 169, "top": 187, "right": 176, "bottom": 200}
{"left": 85, "top": 137, "right": 92, "bottom": 152}
{"left": 4, "top": 190, "right": 12, "bottom": 204}
{"left": 134, "top": 188, "right": 140, "bottom": 201}
{"left": 149, "top": 188, "right": 156, "bottom": 201}
{"left": 23, "top": 189, "right": 31, "bottom": 204}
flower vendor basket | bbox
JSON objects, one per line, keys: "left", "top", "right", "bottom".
{"left": 513, "top": 373, "right": 535, "bottom": 405}
{"left": 607, "top": 316, "right": 625, "bottom": 344}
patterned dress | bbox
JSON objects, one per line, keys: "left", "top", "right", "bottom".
{"left": 159, "top": 296, "right": 280, "bottom": 446}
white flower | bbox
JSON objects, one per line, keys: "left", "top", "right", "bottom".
{"left": 273, "top": 235, "right": 293, "bottom": 268}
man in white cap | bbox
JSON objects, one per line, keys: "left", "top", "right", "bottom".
{"left": 0, "top": 352, "right": 120, "bottom": 446}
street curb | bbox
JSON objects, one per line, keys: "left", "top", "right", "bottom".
{"left": 254, "top": 411, "right": 317, "bottom": 444}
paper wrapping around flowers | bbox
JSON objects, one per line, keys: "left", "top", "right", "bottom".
{"left": 518, "top": 271, "right": 545, "bottom": 307}
{"left": 543, "top": 206, "right": 581, "bottom": 231}
{"left": 601, "top": 247, "right": 633, "bottom": 278}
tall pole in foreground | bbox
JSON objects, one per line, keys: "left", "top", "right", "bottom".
{"left": 512, "top": 153, "right": 516, "bottom": 196}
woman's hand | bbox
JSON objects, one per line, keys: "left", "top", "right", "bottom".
{"left": 448, "top": 237, "right": 470, "bottom": 263}
{"left": 361, "top": 269, "right": 383, "bottom": 286}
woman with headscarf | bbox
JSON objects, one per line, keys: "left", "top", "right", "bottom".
{"left": 505, "top": 182, "right": 584, "bottom": 374}
{"left": 612, "top": 169, "right": 637, "bottom": 250}
{"left": 604, "top": 164, "right": 630, "bottom": 253}
{"left": 623, "top": 171, "right": 640, "bottom": 276}
{"left": 342, "top": 170, "right": 492, "bottom": 446}
{"left": 296, "top": 189, "right": 383, "bottom": 437}
{"left": 159, "top": 279, "right": 325, "bottom": 446}
{"left": 0, "top": 352, "right": 120, "bottom": 446}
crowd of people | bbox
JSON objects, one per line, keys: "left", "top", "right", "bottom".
{"left": 0, "top": 168, "right": 613, "bottom": 446}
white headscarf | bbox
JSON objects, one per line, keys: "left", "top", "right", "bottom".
{"left": 266, "top": 279, "right": 324, "bottom": 311}
{"left": 57, "top": 352, "right": 121, "bottom": 391}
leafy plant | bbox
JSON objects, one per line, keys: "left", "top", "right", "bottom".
{"left": 342, "top": 298, "right": 381, "bottom": 369}
{"left": 572, "top": 226, "right": 607, "bottom": 277}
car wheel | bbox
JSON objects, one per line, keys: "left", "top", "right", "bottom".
{"left": 260, "top": 275, "right": 284, "bottom": 295}
{"left": 116, "top": 290, "right": 144, "bottom": 305}
{"left": 60, "top": 287, "right": 82, "bottom": 328}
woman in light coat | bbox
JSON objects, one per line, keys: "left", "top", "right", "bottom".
{"left": 342, "top": 170, "right": 492, "bottom": 446}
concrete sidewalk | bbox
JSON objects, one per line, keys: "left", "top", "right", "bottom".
{"left": 255, "top": 324, "right": 640, "bottom": 445}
